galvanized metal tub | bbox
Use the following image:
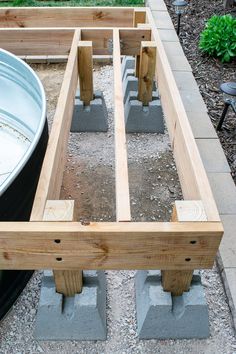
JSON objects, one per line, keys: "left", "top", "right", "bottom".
{"left": 0, "top": 49, "right": 48, "bottom": 319}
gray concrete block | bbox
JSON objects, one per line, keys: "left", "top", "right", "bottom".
{"left": 146, "top": 0, "right": 168, "bottom": 11}
{"left": 34, "top": 270, "right": 106, "bottom": 340}
{"left": 196, "top": 139, "right": 231, "bottom": 173}
{"left": 163, "top": 42, "right": 192, "bottom": 72}
{"left": 121, "top": 56, "right": 135, "bottom": 81}
{"left": 123, "top": 75, "right": 158, "bottom": 104}
{"left": 180, "top": 90, "right": 208, "bottom": 113}
{"left": 152, "top": 11, "right": 175, "bottom": 30}
{"left": 125, "top": 91, "right": 164, "bottom": 133}
{"left": 136, "top": 270, "right": 209, "bottom": 339}
{"left": 208, "top": 173, "right": 236, "bottom": 214}
{"left": 218, "top": 215, "right": 236, "bottom": 269}
{"left": 71, "top": 91, "right": 108, "bottom": 132}
{"left": 186, "top": 110, "right": 217, "bottom": 139}
{"left": 221, "top": 268, "right": 236, "bottom": 330}
{"left": 158, "top": 29, "right": 179, "bottom": 42}
{"left": 173, "top": 71, "right": 200, "bottom": 92}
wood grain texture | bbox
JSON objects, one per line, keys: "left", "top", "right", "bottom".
{"left": 138, "top": 41, "right": 156, "bottom": 105}
{"left": 0, "top": 29, "right": 74, "bottom": 56}
{"left": 78, "top": 41, "right": 93, "bottom": 105}
{"left": 0, "top": 28, "right": 151, "bottom": 56}
{"left": 30, "top": 29, "right": 81, "bottom": 221}
{"left": 0, "top": 7, "right": 134, "bottom": 28}
{"left": 0, "top": 221, "right": 223, "bottom": 270}
{"left": 133, "top": 8, "right": 146, "bottom": 27}
{"left": 146, "top": 8, "right": 220, "bottom": 222}
{"left": 44, "top": 200, "right": 83, "bottom": 296}
{"left": 162, "top": 200, "right": 207, "bottom": 296}
{"left": 113, "top": 29, "right": 131, "bottom": 222}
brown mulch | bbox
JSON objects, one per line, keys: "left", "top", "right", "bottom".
{"left": 164, "top": 0, "right": 236, "bottom": 182}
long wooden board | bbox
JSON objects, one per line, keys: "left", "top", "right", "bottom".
{"left": 30, "top": 29, "right": 80, "bottom": 221}
{"left": 0, "top": 221, "right": 223, "bottom": 270}
{"left": 0, "top": 28, "right": 151, "bottom": 56}
{"left": 146, "top": 8, "right": 220, "bottom": 222}
{"left": 113, "top": 29, "right": 131, "bottom": 221}
{"left": 0, "top": 7, "right": 134, "bottom": 28}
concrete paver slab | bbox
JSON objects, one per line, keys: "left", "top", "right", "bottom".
{"left": 208, "top": 173, "right": 236, "bottom": 214}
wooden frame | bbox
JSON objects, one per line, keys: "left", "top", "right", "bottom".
{"left": 0, "top": 7, "right": 223, "bottom": 296}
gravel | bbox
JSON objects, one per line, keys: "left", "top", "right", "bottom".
{"left": 0, "top": 62, "right": 235, "bottom": 353}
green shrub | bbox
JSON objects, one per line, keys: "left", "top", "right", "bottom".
{"left": 199, "top": 14, "right": 236, "bottom": 63}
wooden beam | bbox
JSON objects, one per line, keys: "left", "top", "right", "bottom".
{"left": 43, "top": 200, "right": 83, "bottom": 296}
{"left": 0, "top": 28, "right": 151, "bottom": 56}
{"left": 162, "top": 200, "right": 207, "bottom": 296}
{"left": 113, "top": 29, "right": 131, "bottom": 222}
{"left": 0, "top": 28, "right": 74, "bottom": 56}
{"left": 138, "top": 41, "right": 156, "bottom": 106}
{"left": 30, "top": 29, "right": 81, "bottom": 221}
{"left": 0, "top": 221, "right": 223, "bottom": 270}
{"left": 0, "top": 7, "right": 134, "bottom": 28}
{"left": 78, "top": 41, "right": 94, "bottom": 106}
{"left": 146, "top": 8, "right": 220, "bottom": 222}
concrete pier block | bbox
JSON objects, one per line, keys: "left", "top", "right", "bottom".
{"left": 71, "top": 90, "right": 108, "bottom": 132}
{"left": 125, "top": 91, "right": 164, "bottom": 133}
{"left": 136, "top": 270, "right": 209, "bottom": 339}
{"left": 123, "top": 74, "right": 158, "bottom": 104}
{"left": 34, "top": 270, "right": 106, "bottom": 340}
{"left": 121, "top": 56, "right": 135, "bottom": 80}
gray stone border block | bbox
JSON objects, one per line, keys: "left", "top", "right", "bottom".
{"left": 218, "top": 215, "right": 236, "bottom": 269}
{"left": 71, "top": 90, "right": 108, "bottom": 132}
{"left": 173, "top": 71, "right": 200, "bottom": 92}
{"left": 146, "top": 0, "right": 168, "bottom": 11}
{"left": 152, "top": 11, "right": 175, "bottom": 30}
{"left": 163, "top": 42, "right": 192, "bottom": 72}
{"left": 34, "top": 270, "right": 106, "bottom": 341}
{"left": 186, "top": 110, "right": 217, "bottom": 139}
{"left": 208, "top": 173, "right": 236, "bottom": 214}
{"left": 196, "top": 139, "right": 231, "bottom": 173}
{"left": 158, "top": 29, "right": 179, "bottom": 42}
{"left": 221, "top": 268, "right": 236, "bottom": 330}
{"left": 125, "top": 91, "right": 164, "bottom": 133}
{"left": 136, "top": 270, "right": 209, "bottom": 339}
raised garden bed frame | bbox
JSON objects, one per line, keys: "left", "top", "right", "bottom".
{"left": 0, "top": 7, "right": 223, "bottom": 297}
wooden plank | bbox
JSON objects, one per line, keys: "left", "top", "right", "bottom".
{"left": 78, "top": 41, "right": 94, "bottom": 106}
{"left": 113, "top": 29, "right": 131, "bottom": 222}
{"left": 162, "top": 201, "right": 207, "bottom": 296}
{"left": 0, "top": 28, "right": 151, "bottom": 56}
{"left": 82, "top": 28, "right": 151, "bottom": 56}
{"left": 0, "top": 221, "right": 223, "bottom": 270}
{"left": 146, "top": 8, "right": 220, "bottom": 222}
{"left": 44, "top": 200, "right": 83, "bottom": 296}
{"left": 138, "top": 41, "right": 156, "bottom": 105}
{"left": 0, "top": 7, "right": 134, "bottom": 28}
{"left": 0, "top": 28, "right": 74, "bottom": 56}
{"left": 30, "top": 29, "right": 81, "bottom": 221}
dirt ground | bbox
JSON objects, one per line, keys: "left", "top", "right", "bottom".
{"left": 0, "top": 63, "right": 235, "bottom": 353}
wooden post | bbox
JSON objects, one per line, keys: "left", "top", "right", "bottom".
{"left": 78, "top": 41, "right": 93, "bottom": 106}
{"left": 138, "top": 41, "right": 156, "bottom": 106}
{"left": 162, "top": 200, "right": 207, "bottom": 296}
{"left": 133, "top": 9, "right": 146, "bottom": 78}
{"left": 43, "top": 200, "right": 83, "bottom": 296}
